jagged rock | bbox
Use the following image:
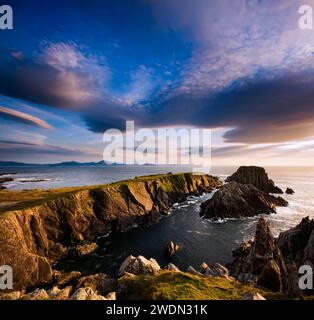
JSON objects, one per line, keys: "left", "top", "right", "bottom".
{"left": 187, "top": 266, "right": 203, "bottom": 276}
{"left": 104, "top": 292, "right": 116, "bottom": 300}
{"left": 71, "top": 243, "right": 98, "bottom": 257}
{"left": 277, "top": 217, "right": 314, "bottom": 266}
{"left": 200, "top": 182, "right": 288, "bottom": 219}
{"left": 257, "top": 259, "right": 283, "bottom": 292}
{"left": 286, "top": 188, "right": 295, "bottom": 195}
{"left": 70, "top": 287, "right": 106, "bottom": 300}
{"left": 163, "top": 241, "right": 181, "bottom": 258}
{"left": 164, "top": 263, "right": 180, "bottom": 271}
{"left": 76, "top": 273, "right": 116, "bottom": 296}
{"left": 200, "top": 262, "right": 209, "bottom": 273}
{"left": 53, "top": 270, "right": 82, "bottom": 287}
{"left": 0, "top": 291, "right": 22, "bottom": 300}
{"left": 28, "top": 289, "right": 50, "bottom": 300}
{"left": 118, "top": 255, "right": 161, "bottom": 277}
{"left": 47, "top": 286, "right": 72, "bottom": 300}
{"left": 230, "top": 217, "right": 287, "bottom": 292}
{"left": 242, "top": 292, "right": 266, "bottom": 300}
{"left": 226, "top": 166, "right": 283, "bottom": 194}
{"left": 204, "top": 263, "right": 230, "bottom": 278}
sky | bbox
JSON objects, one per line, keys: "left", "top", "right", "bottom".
{"left": 1, "top": 0, "right": 314, "bottom": 166}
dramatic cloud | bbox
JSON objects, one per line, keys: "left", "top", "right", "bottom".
{"left": 1, "top": 0, "right": 314, "bottom": 164}
{"left": 0, "top": 106, "right": 52, "bottom": 129}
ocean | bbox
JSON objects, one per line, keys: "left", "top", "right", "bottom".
{"left": 1, "top": 165, "right": 314, "bottom": 275}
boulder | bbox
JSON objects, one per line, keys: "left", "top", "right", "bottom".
{"left": 71, "top": 242, "right": 98, "bottom": 257}
{"left": 164, "top": 263, "right": 180, "bottom": 271}
{"left": 285, "top": 188, "right": 295, "bottom": 195}
{"left": 28, "top": 289, "right": 50, "bottom": 300}
{"left": 70, "top": 287, "right": 106, "bottom": 300}
{"left": 204, "top": 263, "right": 230, "bottom": 278}
{"left": 76, "top": 273, "right": 116, "bottom": 296}
{"left": 48, "top": 286, "right": 72, "bottom": 300}
{"left": 163, "top": 241, "right": 181, "bottom": 258}
{"left": 187, "top": 266, "right": 203, "bottom": 276}
{"left": 242, "top": 292, "right": 266, "bottom": 300}
{"left": 118, "top": 255, "right": 161, "bottom": 277}
{"left": 226, "top": 166, "right": 283, "bottom": 194}
{"left": 104, "top": 292, "right": 116, "bottom": 300}
{"left": 200, "top": 182, "right": 288, "bottom": 219}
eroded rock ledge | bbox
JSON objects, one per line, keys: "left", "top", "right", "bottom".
{"left": 0, "top": 173, "right": 220, "bottom": 290}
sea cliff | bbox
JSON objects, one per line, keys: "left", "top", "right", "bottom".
{"left": 0, "top": 173, "right": 220, "bottom": 290}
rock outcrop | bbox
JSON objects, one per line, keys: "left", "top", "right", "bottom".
{"left": 285, "top": 188, "right": 295, "bottom": 195}
{"left": 118, "top": 255, "right": 161, "bottom": 277}
{"left": 277, "top": 217, "right": 314, "bottom": 268}
{"left": 0, "top": 173, "right": 220, "bottom": 290}
{"left": 200, "top": 182, "right": 288, "bottom": 219}
{"left": 163, "top": 241, "right": 181, "bottom": 258}
{"left": 230, "top": 217, "right": 288, "bottom": 292}
{"left": 226, "top": 166, "right": 283, "bottom": 194}
{"left": 230, "top": 217, "right": 314, "bottom": 295}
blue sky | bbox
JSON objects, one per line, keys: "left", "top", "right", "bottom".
{"left": 1, "top": 0, "right": 314, "bottom": 165}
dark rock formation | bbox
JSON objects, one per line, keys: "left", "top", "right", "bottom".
{"left": 163, "top": 241, "right": 181, "bottom": 258}
{"left": 226, "top": 166, "right": 283, "bottom": 194}
{"left": 0, "top": 173, "right": 220, "bottom": 290}
{"left": 230, "top": 217, "right": 287, "bottom": 292}
{"left": 277, "top": 217, "right": 314, "bottom": 267}
{"left": 230, "top": 217, "right": 314, "bottom": 295}
{"left": 200, "top": 182, "right": 288, "bottom": 219}
{"left": 285, "top": 188, "right": 295, "bottom": 195}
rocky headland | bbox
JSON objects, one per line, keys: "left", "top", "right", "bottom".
{"left": 0, "top": 173, "right": 220, "bottom": 291}
{"left": 200, "top": 166, "right": 289, "bottom": 220}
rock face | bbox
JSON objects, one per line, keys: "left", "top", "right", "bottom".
{"left": 230, "top": 216, "right": 314, "bottom": 295}
{"left": 0, "top": 173, "right": 220, "bottom": 290}
{"left": 226, "top": 166, "right": 283, "bottom": 194}
{"left": 200, "top": 182, "right": 288, "bottom": 219}
{"left": 277, "top": 217, "right": 314, "bottom": 268}
{"left": 230, "top": 217, "right": 287, "bottom": 292}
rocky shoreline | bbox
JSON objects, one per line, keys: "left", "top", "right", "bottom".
{"left": 0, "top": 167, "right": 313, "bottom": 300}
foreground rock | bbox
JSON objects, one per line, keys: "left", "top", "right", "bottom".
{"left": 200, "top": 182, "right": 288, "bottom": 219}
{"left": 0, "top": 173, "right": 220, "bottom": 290}
{"left": 230, "top": 217, "right": 287, "bottom": 292}
{"left": 226, "top": 166, "right": 283, "bottom": 194}
{"left": 230, "top": 216, "right": 314, "bottom": 296}
{"left": 118, "top": 255, "right": 161, "bottom": 277}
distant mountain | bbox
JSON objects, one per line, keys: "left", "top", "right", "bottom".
{"left": 0, "top": 161, "right": 158, "bottom": 167}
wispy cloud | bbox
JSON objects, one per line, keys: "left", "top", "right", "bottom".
{"left": 0, "top": 106, "right": 52, "bottom": 129}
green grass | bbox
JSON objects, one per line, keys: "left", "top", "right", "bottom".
{"left": 118, "top": 271, "right": 287, "bottom": 300}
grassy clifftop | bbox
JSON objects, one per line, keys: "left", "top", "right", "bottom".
{"left": 118, "top": 271, "right": 285, "bottom": 300}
